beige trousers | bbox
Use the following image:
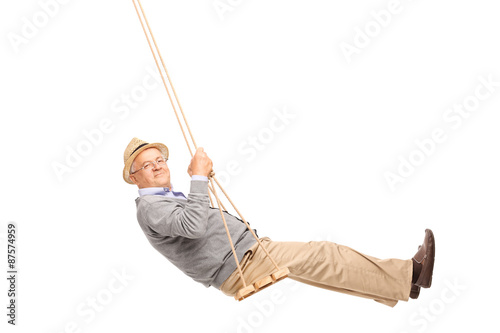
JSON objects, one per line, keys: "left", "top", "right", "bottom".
{"left": 219, "top": 237, "right": 413, "bottom": 307}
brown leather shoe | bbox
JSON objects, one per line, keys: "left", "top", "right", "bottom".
{"left": 410, "top": 284, "right": 420, "bottom": 299}
{"left": 412, "top": 229, "right": 435, "bottom": 288}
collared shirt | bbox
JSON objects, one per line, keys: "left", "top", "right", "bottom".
{"left": 138, "top": 175, "right": 208, "bottom": 199}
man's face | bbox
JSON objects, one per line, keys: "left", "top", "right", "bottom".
{"left": 129, "top": 148, "right": 171, "bottom": 189}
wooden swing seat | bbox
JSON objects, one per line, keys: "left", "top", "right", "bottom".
{"left": 235, "top": 267, "right": 290, "bottom": 301}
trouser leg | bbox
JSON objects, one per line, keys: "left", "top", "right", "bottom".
{"left": 219, "top": 237, "right": 412, "bottom": 307}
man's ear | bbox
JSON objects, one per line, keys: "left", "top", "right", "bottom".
{"left": 130, "top": 174, "right": 139, "bottom": 186}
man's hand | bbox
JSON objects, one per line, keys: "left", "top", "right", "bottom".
{"left": 187, "top": 147, "right": 213, "bottom": 177}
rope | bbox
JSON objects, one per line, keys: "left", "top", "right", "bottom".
{"left": 212, "top": 176, "right": 281, "bottom": 269}
{"left": 132, "top": 0, "right": 194, "bottom": 157}
{"left": 132, "top": 0, "right": 282, "bottom": 286}
{"left": 209, "top": 177, "right": 247, "bottom": 287}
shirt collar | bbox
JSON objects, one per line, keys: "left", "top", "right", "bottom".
{"left": 138, "top": 183, "right": 186, "bottom": 199}
{"left": 138, "top": 187, "right": 172, "bottom": 197}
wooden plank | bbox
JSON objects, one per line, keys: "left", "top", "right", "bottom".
{"left": 253, "top": 275, "right": 273, "bottom": 289}
{"left": 235, "top": 267, "right": 290, "bottom": 301}
{"left": 271, "top": 267, "right": 290, "bottom": 281}
{"left": 235, "top": 285, "right": 256, "bottom": 301}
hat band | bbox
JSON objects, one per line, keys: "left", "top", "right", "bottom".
{"left": 129, "top": 143, "right": 148, "bottom": 159}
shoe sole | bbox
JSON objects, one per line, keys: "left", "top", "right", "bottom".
{"left": 415, "top": 229, "right": 435, "bottom": 288}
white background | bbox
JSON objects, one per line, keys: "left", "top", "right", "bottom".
{"left": 1, "top": 0, "right": 499, "bottom": 332}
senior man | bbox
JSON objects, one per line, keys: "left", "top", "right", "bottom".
{"left": 123, "top": 137, "right": 435, "bottom": 307}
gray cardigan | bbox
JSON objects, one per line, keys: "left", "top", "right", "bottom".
{"left": 135, "top": 179, "right": 258, "bottom": 289}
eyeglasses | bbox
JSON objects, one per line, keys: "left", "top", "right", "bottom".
{"left": 131, "top": 157, "right": 168, "bottom": 175}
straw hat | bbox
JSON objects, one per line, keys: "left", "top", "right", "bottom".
{"left": 123, "top": 137, "right": 169, "bottom": 184}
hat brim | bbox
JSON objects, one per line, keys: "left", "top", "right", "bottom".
{"left": 123, "top": 142, "right": 169, "bottom": 184}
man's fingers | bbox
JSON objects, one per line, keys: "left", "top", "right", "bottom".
{"left": 195, "top": 147, "right": 209, "bottom": 160}
{"left": 189, "top": 147, "right": 213, "bottom": 177}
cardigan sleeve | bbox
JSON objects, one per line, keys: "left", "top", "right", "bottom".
{"left": 139, "top": 180, "right": 210, "bottom": 238}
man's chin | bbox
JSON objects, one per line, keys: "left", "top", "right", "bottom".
{"left": 153, "top": 176, "right": 170, "bottom": 188}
